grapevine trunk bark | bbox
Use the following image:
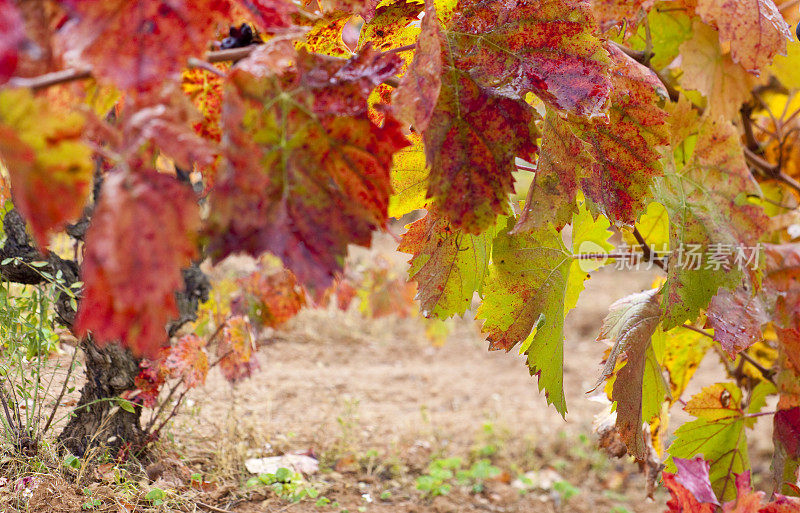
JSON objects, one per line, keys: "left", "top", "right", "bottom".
{"left": 57, "top": 340, "right": 144, "bottom": 457}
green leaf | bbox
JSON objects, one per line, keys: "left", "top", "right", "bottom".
{"left": 478, "top": 217, "right": 572, "bottom": 416}
{"left": 566, "top": 197, "right": 615, "bottom": 312}
{"left": 399, "top": 210, "right": 501, "bottom": 318}
{"left": 655, "top": 115, "right": 767, "bottom": 330}
{"left": 666, "top": 383, "right": 749, "bottom": 501}
{"left": 116, "top": 398, "right": 135, "bottom": 413}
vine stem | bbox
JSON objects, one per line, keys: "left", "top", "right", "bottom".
{"left": 632, "top": 226, "right": 666, "bottom": 270}
{"left": 9, "top": 43, "right": 409, "bottom": 92}
{"left": 680, "top": 323, "right": 776, "bottom": 384}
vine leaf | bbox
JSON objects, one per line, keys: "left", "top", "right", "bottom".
{"left": 57, "top": 0, "right": 233, "bottom": 92}
{"left": 674, "top": 456, "right": 720, "bottom": 506}
{"left": 664, "top": 470, "right": 717, "bottom": 513}
{"left": 218, "top": 315, "right": 260, "bottom": 382}
{"left": 576, "top": 44, "right": 669, "bottom": 224}
{"left": 656, "top": 114, "right": 767, "bottom": 331}
{"left": 0, "top": 88, "right": 93, "bottom": 248}
{"left": 514, "top": 107, "right": 589, "bottom": 233}
{"left": 235, "top": 0, "right": 297, "bottom": 32}
{"left": 660, "top": 326, "right": 714, "bottom": 402}
{"left": 593, "top": 288, "right": 664, "bottom": 461}
{"left": 705, "top": 288, "right": 768, "bottom": 359}
{"left": 388, "top": 133, "right": 428, "bottom": 218}
{"left": 666, "top": 383, "right": 750, "bottom": 501}
{"left": 0, "top": 0, "right": 25, "bottom": 84}
{"left": 159, "top": 334, "right": 209, "bottom": 388}
{"left": 422, "top": 67, "right": 539, "bottom": 234}
{"left": 398, "top": 210, "right": 500, "bottom": 319}
{"left": 679, "top": 21, "right": 756, "bottom": 120}
{"left": 207, "top": 44, "right": 408, "bottom": 288}
{"left": 447, "top": 0, "right": 611, "bottom": 118}
{"left": 592, "top": 0, "right": 653, "bottom": 33}
{"left": 122, "top": 86, "right": 217, "bottom": 171}
{"left": 74, "top": 171, "right": 200, "bottom": 358}
{"left": 237, "top": 268, "right": 307, "bottom": 328}
{"left": 694, "top": 0, "right": 791, "bottom": 74}
{"left": 393, "top": 1, "right": 441, "bottom": 132}
{"left": 478, "top": 203, "right": 613, "bottom": 417}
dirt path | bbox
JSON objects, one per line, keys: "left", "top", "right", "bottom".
{"left": 174, "top": 261, "right": 677, "bottom": 512}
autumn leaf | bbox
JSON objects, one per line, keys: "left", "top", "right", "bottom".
{"left": 660, "top": 326, "right": 714, "bottom": 403}
{"left": 0, "top": 0, "right": 25, "bottom": 84}
{"left": 218, "top": 315, "right": 259, "bottom": 382}
{"left": 667, "top": 383, "right": 751, "bottom": 501}
{"left": 234, "top": 0, "right": 297, "bottom": 32}
{"left": 422, "top": 67, "right": 539, "bottom": 233}
{"left": 478, "top": 204, "right": 613, "bottom": 417}
{"left": 593, "top": 288, "right": 664, "bottom": 461}
{"left": 678, "top": 21, "right": 757, "bottom": 121}
{"left": 159, "top": 334, "right": 209, "bottom": 388}
{"left": 238, "top": 268, "right": 307, "bottom": 328}
{"left": 74, "top": 170, "right": 200, "bottom": 358}
{"left": 358, "top": 0, "right": 423, "bottom": 52}
{"left": 132, "top": 363, "right": 164, "bottom": 408}
{"left": 387, "top": 133, "right": 428, "bottom": 218}
{"left": 592, "top": 0, "right": 653, "bottom": 33}
{"left": 393, "top": 2, "right": 441, "bottom": 132}
{"left": 705, "top": 288, "right": 768, "bottom": 359}
{"left": 207, "top": 44, "right": 408, "bottom": 288}
{"left": 57, "top": 0, "right": 232, "bottom": 92}
{"left": 663, "top": 471, "right": 717, "bottom": 513}
{"left": 514, "top": 107, "right": 589, "bottom": 233}
{"left": 398, "top": 210, "right": 500, "bottom": 318}
{"left": 674, "top": 456, "right": 721, "bottom": 506}
{"left": 447, "top": 0, "right": 611, "bottom": 118}
{"left": 121, "top": 86, "right": 217, "bottom": 171}
{"left": 0, "top": 88, "right": 93, "bottom": 248}
{"left": 656, "top": 114, "right": 768, "bottom": 330}
{"left": 694, "top": 0, "right": 791, "bottom": 74}
{"left": 577, "top": 44, "right": 669, "bottom": 224}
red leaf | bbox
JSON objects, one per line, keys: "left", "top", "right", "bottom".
{"left": 121, "top": 87, "right": 217, "bottom": 171}
{"left": 423, "top": 68, "right": 539, "bottom": 233}
{"left": 218, "top": 315, "right": 259, "bottom": 382}
{"left": 664, "top": 472, "right": 717, "bottom": 513}
{"left": 578, "top": 44, "right": 669, "bottom": 224}
{"left": 0, "top": 0, "right": 25, "bottom": 84}
{"left": 694, "top": 0, "right": 792, "bottom": 74}
{"left": 233, "top": 0, "right": 296, "bottom": 32}
{"left": 393, "top": 2, "right": 441, "bottom": 132}
{"left": 159, "top": 334, "right": 209, "bottom": 388}
{"left": 593, "top": 0, "right": 653, "bottom": 33}
{"left": 448, "top": 0, "right": 611, "bottom": 118}
{"left": 674, "top": 456, "right": 720, "bottom": 506}
{"left": 57, "top": 0, "right": 232, "bottom": 92}
{"left": 74, "top": 171, "right": 200, "bottom": 358}
{"left": 775, "top": 407, "right": 800, "bottom": 460}
{"left": 239, "top": 268, "right": 307, "bottom": 328}
{"left": 722, "top": 472, "right": 763, "bottom": 513}
{"left": 132, "top": 364, "right": 164, "bottom": 409}
{"left": 704, "top": 288, "right": 768, "bottom": 359}
{"left": 207, "top": 44, "right": 408, "bottom": 288}
{"left": 514, "top": 107, "right": 589, "bottom": 233}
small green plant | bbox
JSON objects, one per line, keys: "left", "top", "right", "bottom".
{"left": 0, "top": 259, "right": 81, "bottom": 458}
{"left": 610, "top": 507, "right": 632, "bottom": 513}
{"left": 553, "top": 480, "right": 580, "bottom": 501}
{"left": 246, "top": 467, "right": 320, "bottom": 503}
{"left": 145, "top": 487, "right": 166, "bottom": 506}
{"left": 417, "top": 456, "right": 502, "bottom": 497}
{"left": 416, "top": 457, "right": 460, "bottom": 498}
{"left": 80, "top": 488, "right": 101, "bottom": 510}
{"left": 456, "top": 459, "right": 501, "bottom": 493}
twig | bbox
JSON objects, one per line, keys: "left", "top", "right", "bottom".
{"left": 680, "top": 324, "right": 776, "bottom": 384}
{"left": 383, "top": 44, "right": 416, "bottom": 54}
{"left": 632, "top": 226, "right": 666, "bottom": 270}
{"left": 196, "top": 501, "right": 236, "bottom": 513}
{"left": 39, "top": 348, "right": 79, "bottom": 437}
{"left": 8, "top": 68, "right": 92, "bottom": 91}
